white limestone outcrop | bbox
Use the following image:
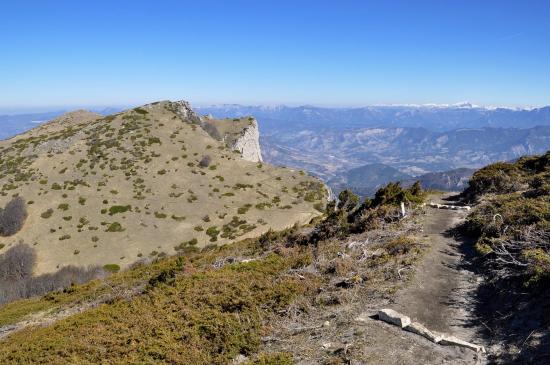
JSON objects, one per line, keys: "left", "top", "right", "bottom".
{"left": 228, "top": 118, "right": 263, "bottom": 163}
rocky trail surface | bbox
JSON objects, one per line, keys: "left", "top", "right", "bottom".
{"left": 363, "top": 196, "right": 487, "bottom": 364}
{"left": 258, "top": 194, "right": 489, "bottom": 365}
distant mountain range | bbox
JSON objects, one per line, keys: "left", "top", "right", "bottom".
{"left": 258, "top": 125, "right": 550, "bottom": 181}
{"left": 197, "top": 104, "right": 550, "bottom": 195}
{"left": 3, "top": 103, "right": 550, "bottom": 197}
{"left": 197, "top": 103, "right": 550, "bottom": 133}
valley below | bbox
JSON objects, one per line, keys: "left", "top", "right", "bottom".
{"left": 198, "top": 104, "right": 550, "bottom": 197}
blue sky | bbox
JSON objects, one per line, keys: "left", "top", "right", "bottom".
{"left": 1, "top": 0, "right": 549, "bottom": 111}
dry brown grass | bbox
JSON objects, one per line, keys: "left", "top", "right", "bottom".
{"left": 0, "top": 101, "right": 326, "bottom": 274}
{"left": 0, "top": 197, "right": 425, "bottom": 364}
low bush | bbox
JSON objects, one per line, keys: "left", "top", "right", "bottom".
{"left": 201, "top": 122, "right": 222, "bottom": 140}
{"left": 0, "top": 252, "right": 303, "bottom": 363}
{"left": 108, "top": 205, "right": 132, "bottom": 215}
{"left": 457, "top": 152, "right": 550, "bottom": 288}
{"left": 0, "top": 197, "right": 28, "bottom": 236}
{"left": 461, "top": 151, "right": 549, "bottom": 201}
{"left": 51, "top": 183, "right": 62, "bottom": 190}
{"left": 199, "top": 155, "right": 212, "bottom": 168}
{"left": 171, "top": 214, "right": 186, "bottom": 222}
{"left": 238, "top": 204, "right": 252, "bottom": 214}
{"left": 0, "top": 244, "right": 105, "bottom": 305}
{"left": 206, "top": 226, "right": 220, "bottom": 242}
{"left": 174, "top": 239, "right": 199, "bottom": 254}
{"left": 42, "top": 209, "right": 54, "bottom": 221}
{"left": 102, "top": 264, "right": 120, "bottom": 273}
{"left": 105, "top": 222, "right": 124, "bottom": 232}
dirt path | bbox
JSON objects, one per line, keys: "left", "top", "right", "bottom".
{"left": 266, "top": 196, "right": 489, "bottom": 365}
{"left": 340, "top": 196, "right": 487, "bottom": 365}
{"left": 395, "top": 200, "right": 482, "bottom": 334}
{"left": 387, "top": 196, "right": 487, "bottom": 363}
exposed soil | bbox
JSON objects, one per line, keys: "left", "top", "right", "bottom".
{"left": 391, "top": 195, "right": 487, "bottom": 363}
{"left": 348, "top": 196, "right": 487, "bottom": 364}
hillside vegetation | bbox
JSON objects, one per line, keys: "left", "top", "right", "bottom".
{"left": 460, "top": 151, "right": 549, "bottom": 286}
{"left": 0, "top": 183, "right": 426, "bottom": 364}
{"left": 0, "top": 101, "right": 326, "bottom": 279}
{"left": 457, "top": 151, "right": 550, "bottom": 363}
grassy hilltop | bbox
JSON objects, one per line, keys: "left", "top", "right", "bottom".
{"left": 0, "top": 101, "right": 326, "bottom": 275}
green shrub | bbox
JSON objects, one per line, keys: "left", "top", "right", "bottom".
{"left": 105, "top": 222, "right": 124, "bottom": 232}
{"left": 108, "top": 205, "right": 131, "bottom": 215}
{"left": 133, "top": 107, "right": 148, "bottom": 115}
{"left": 103, "top": 264, "right": 120, "bottom": 273}
{"left": 174, "top": 238, "right": 199, "bottom": 253}
{"left": 206, "top": 226, "right": 220, "bottom": 242}
{"left": 246, "top": 353, "right": 293, "bottom": 365}
{"left": 238, "top": 204, "right": 252, "bottom": 214}
{"left": 463, "top": 162, "right": 521, "bottom": 200}
{"left": 255, "top": 202, "right": 272, "bottom": 210}
{"left": 41, "top": 209, "right": 54, "bottom": 219}
{"left": 57, "top": 203, "right": 69, "bottom": 211}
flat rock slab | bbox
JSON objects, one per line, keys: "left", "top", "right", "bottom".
{"left": 405, "top": 321, "right": 443, "bottom": 343}
{"left": 378, "top": 309, "right": 411, "bottom": 328}
{"left": 428, "top": 202, "right": 471, "bottom": 211}
{"left": 375, "top": 309, "right": 485, "bottom": 354}
{"left": 440, "top": 335, "right": 486, "bottom": 353}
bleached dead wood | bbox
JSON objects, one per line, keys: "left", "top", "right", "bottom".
{"left": 368, "top": 308, "right": 486, "bottom": 353}
{"left": 428, "top": 202, "right": 471, "bottom": 211}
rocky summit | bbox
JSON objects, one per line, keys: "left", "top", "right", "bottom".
{"left": 0, "top": 100, "right": 327, "bottom": 274}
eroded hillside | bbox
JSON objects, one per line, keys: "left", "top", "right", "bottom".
{"left": 0, "top": 101, "right": 326, "bottom": 274}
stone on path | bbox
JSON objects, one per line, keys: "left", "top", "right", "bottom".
{"left": 378, "top": 309, "right": 411, "bottom": 328}
{"left": 374, "top": 309, "right": 486, "bottom": 353}
{"left": 404, "top": 321, "right": 443, "bottom": 343}
{"left": 440, "top": 335, "right": 486, "bottom": 353}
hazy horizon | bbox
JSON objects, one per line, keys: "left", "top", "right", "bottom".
{"left": 1, "top": 100, "right": 548, "bottom": 115}
{"left": 1, "top": 0, "right": 549, "bottom": 110}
